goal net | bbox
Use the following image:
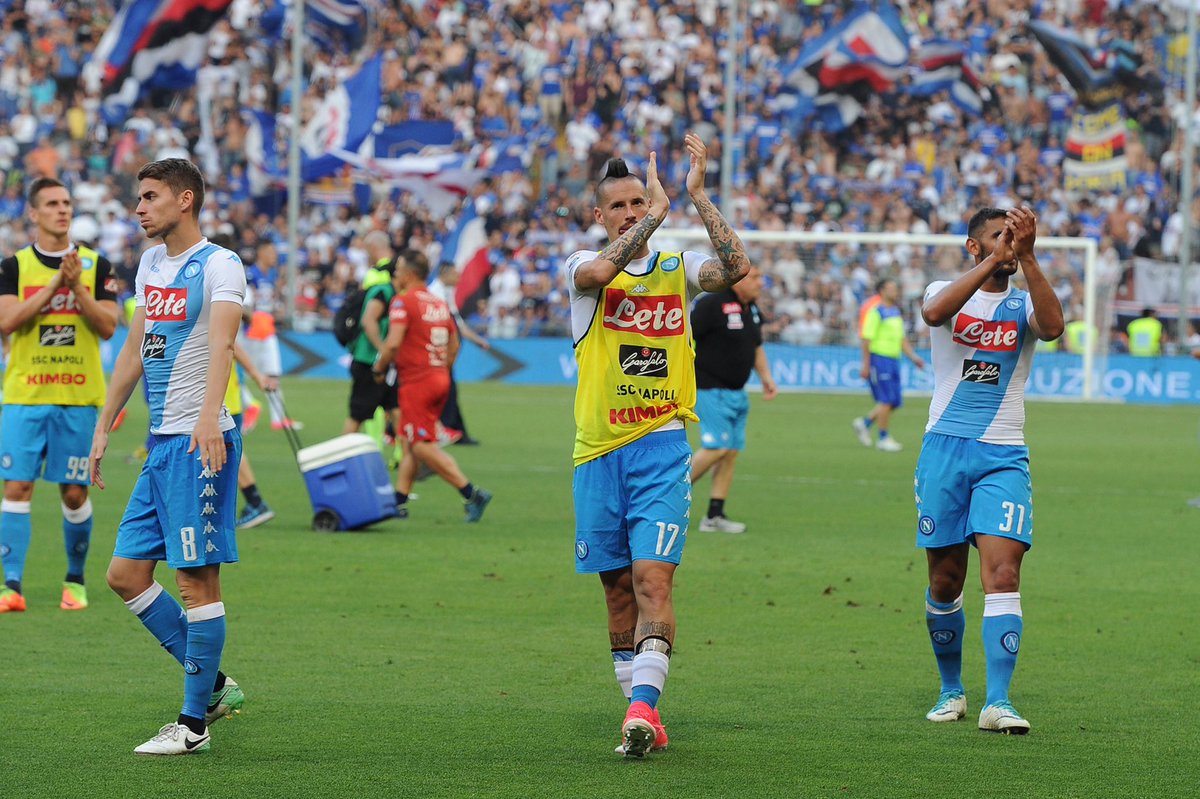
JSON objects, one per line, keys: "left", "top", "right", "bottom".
{"left": 652, "top": 228, "right": 1108, "bottom": 401}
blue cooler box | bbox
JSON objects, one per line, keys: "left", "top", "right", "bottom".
{"left": 297, "top": 433, "right": 397, "bottom": 531}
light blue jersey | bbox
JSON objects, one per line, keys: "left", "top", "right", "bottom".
{"left": 135, "top": 238, "right": 246, "bottom": 435}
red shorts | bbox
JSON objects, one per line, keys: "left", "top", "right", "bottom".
{"left": 398, "top": 373, "right": 450, "bottom": 443}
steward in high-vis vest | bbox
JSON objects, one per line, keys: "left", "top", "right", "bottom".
{"left": 563, "top": 142, "right": 753, "bottom": 758}
{"left": 1126, "top": 307, "right": 1163, "bottom": 357}
{"left": 0, "top": 177, "right": 118, "bottom": 614}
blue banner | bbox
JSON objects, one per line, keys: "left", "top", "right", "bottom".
{"left": 97, "top": 332, "right": 1200, "bottom": 405}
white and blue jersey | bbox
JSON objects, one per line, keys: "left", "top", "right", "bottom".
{"left": 923, "top": 282, "right": 1037, "bottom": 446}
{"left": 915, "top": 281, "right": 1041, "bottom": 550}
{"left": 135, "top": 238, "right": 245, "bottom": 435}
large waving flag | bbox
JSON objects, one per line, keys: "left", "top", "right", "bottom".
{"left": 306, "top": 0, "right": 370, "bottom": 52}
{"left": 1029, "top": 20, "right": 1164, "bottom": 109}
{"left": 909, "top": 39, "right": 988, "bottom": 115}
{"left": 782, "top": 2, "right": 910, "bottom": 130}
{"left": 329, "top": 149, "right": 486, "bottom": 216}
{"left": 299, "top": 54, "right": 382, "bottom": 182}
{"left": 373, "top": 121, "right": 457, "bottom": 158}
{"left": 441, "top": 204, "right": 491, "bottom": 311}
{"left": 91, "top": 0, "right": 234, "bottom": 124}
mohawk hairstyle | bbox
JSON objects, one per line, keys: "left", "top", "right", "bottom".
{"left": 594, "top": 158, "right": 643, "bottom": 206}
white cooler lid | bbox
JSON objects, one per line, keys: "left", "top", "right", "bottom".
{"left": 297, "top": 433, "right": 382, "bottom": 473}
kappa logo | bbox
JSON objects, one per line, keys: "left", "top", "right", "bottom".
{"left": 141, "top": 333, "right": 167, "bottom": 360}
{"left": 961, "top": 359, "right": 1002, "bottom": 385}
{"left": 1001, "top": 631, "right": 1021, "bottom": 654}
{"left": 618, "top": 344, "right": 668, "bottom": 378}
{"left": 628, "top": 284, "right": 649, "bottom": 294}
{"left": 203, "top": 521, "right": 218, "bottom": 535}
{"left": 39, "top": 324, "right": 76, "bottom": 347}
{"left": 201, "top": 502, "right": 217, "bottom": 517}
{"left": 918, "top": 516, "right": 936, "bottom": 535}
{"left": 205, "top": 539, "right": 219, "bottom": 554}
{"left": 199, "top": 484, "right": 217, "bottom": 498}
{"left": 931, "top": 630, "right": 956, "bottom": 646}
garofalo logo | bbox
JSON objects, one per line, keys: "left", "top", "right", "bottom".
{"left": 618, "top": 345, "right": 668, "bottom": 377}
{"left": 961, "top": 359, "right": 1001, "bottom": 384}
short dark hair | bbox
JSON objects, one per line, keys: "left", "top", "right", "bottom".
{"left": 594, "top": 158, "right": 643, "bottom": 206}
{"left": 137, "top": 158, "right": 205, "bottom": 219}
{"left": 874, "top": 277, "right": 896, "bottom": 294}
{"left": 967, "top": 208, "right": 1009, "bottom": 241}
{"left": 28, "top": 177, "right": 67, "bottom": 207}
{"left": 1141, "top": 306, "right": 1156, "bottom": 318}
{"left": 403, "top": 249, "right": 430, "bottom": 283}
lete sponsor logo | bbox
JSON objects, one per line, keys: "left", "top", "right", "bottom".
{"left": 145, "top": 287, "right": 189, "bottom": 321}
{"left": 25, "top": 286, "right": 81, "bottom": 316}
{"left": 961, "top": 359, "right": 1002, "bottom": 384}
{"left": 602, "top": 290, "right": 685, "bottom": 338}
{"left": 953, "top": 314, "right": 1018, "bottom": 351}
{"left": 618, "top": 344, "right": 668, "bottom": 377}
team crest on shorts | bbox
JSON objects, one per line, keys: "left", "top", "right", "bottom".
{"left": 575, "top": 540, "right": 589, "bottom": 559}
{"left": 918, "top": 516, "right": 935, "bottom": 535}
{"left": 0, "top": 454, "right": 11, "bottom": 469}
{"left": 1001, "top": 631, "right": 1021, "bottom": 654}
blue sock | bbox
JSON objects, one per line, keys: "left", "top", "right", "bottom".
{"left": 878, "top": 429, "right": 890, "bottom": 440}
{"left": 0, "top": 501, "right": 32, "bottom": 587}
{"left": 631, "top": 685, "right": 661, "bottom": 707}
{"left": 925, "top": 589, "right": 965, "bottom": 693}
{"left": 862, "top": 417, "right": 874, "bottom": 429}
{"left": 125, "top": 583, "right": 188, "bottom": 663}
{"left": 182, "top": 603, "right": 226, "bottom": 721}
{"left": 62, "top": 500, "right": 93, "bottom": 581}
{"left": 982, "top": 592, "right": 1023, "bottom": 706}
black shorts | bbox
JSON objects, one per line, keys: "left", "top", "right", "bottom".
{"left": 348, "top": 360, "right": 398, "bottom": 422}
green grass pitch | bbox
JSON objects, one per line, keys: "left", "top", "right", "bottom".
{"left": 1, "top": 380, "right": 1196, "bottom": 798}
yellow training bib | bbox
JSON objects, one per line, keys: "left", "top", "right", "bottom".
{"left": 572, "top": 251, "right": 698, "bottom": 465}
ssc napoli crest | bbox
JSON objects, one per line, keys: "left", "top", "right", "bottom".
{"left": 184, "top": 659, "right": 200, "bottom": 674}
{"left": 659, "top": 256, "right": 680, "bottom": 273}
{"left": 81, "top": 257, "right": 95, "bottom": 271}
{"left": 1001, "top": 631, "right": 1021, "bottom": 654}
{"left": 1005, "top": 298, "right": 1022, "bottom": 310}
{"left": 0, "top": 454, "right": 11, "bottom": 469}
{"left": 930, "top": 630, "right": 956, "bottom": 645}
{"left": 575, "top": 540, "right": 589, "bottom": 560}
{"left": 184, "top": 260, "right": 202, "bottom": 279}
{"left": 918, "top": 516, "right": 936, "bottom": 535}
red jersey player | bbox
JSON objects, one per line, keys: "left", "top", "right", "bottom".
{"left": 374, "top": 251, "right": 491, "bottom": 522}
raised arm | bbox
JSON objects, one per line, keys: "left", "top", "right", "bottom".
{"left": 573, "top": 153, "right": 671, "bottom": 291}
{"left": 922, "top": 230, "right": 1016, "bottom": 327}
{"left": 685, "top": 133, "right": 751, "bottom": 292}
{"left": 1007, "top": 208, "right": 1064, "bottom": 341}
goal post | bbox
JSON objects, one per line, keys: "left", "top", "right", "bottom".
{"left": 654, "top": 228, "right": 1104, "bottom": 401}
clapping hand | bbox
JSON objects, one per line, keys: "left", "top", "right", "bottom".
{"left": 1005, "top": 207, "right": 1037, "bottom": 259}
{"left": 646, "top": 151, "right": 670, "bottom": 219}
{"left": 684, "top": 133, "right": 708, "bottom": 197}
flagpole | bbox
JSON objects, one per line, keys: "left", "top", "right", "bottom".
{"left": 286, "top": 0, "right": 305, "bottom": 328}
{"left": 720, "top": 0, "right": 738, "bottom": 217}
{"left": 1177, "top": 0, "right": 1197, "bottom": 347}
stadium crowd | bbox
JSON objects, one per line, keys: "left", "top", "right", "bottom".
{"left": 0, "top": 0, "right": 1195, "bottom": 350}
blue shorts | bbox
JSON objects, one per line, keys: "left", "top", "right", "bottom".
{"left": 114, "top": 430, "right": 242, "bottom": 569}
{"left": 573, "top": 429, "right": 691, "bottom": 573}
{"left": 868, "top": 354, "right": 902, "bottom": 408}
{"left": 695, "top": 388, "right": 749, "bottom": 451}
{"left": 914, "top": 433, "right": 1033, "bottom": 550}
{"left": 0, "top": 405, "right": 97, "bottom": 484}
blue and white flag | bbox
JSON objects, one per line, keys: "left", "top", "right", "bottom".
{"left": 306, "top": 0, "right": 370, "bottom": 52}
{"left": 908, "top": 39, "right": 987, "bottom": 115}
{"left": 373, "top": 121, "right": 457, "bottom": 158}
{"left": 90, "top": 0, "right": 234, "bottom": 124}
{"left": 300, "top": 54, "right": 382, "bottom": 182}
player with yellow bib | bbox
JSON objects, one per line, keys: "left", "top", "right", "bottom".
{"left": 565, "top": 134, "right": 753, "bottom": 758}
{"left": 0, "top": 178, "right": 119, "bottom": 612}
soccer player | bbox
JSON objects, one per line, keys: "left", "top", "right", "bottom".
{"left": 565, "top": 133, "right": 751, "bottom": 757}
{"left": 916, "top": 207, "right": 1063, "bottom": 734}
{"left": 690, "top": 264, "right": 777, "bottom": 533}
{"left": 852, "top": 277, "right": 926, "bottom": 452}
{"left": 0, "top": 177, "right": 119, "bottom": 612}
{"left": 428, "top": 262, "right": 488, "bottom": 445}
{"left": 373, "top": 251, "right": 491, "bottom": 522}
{"left": 90, "top": 159, "right": 247, "bottom": 755}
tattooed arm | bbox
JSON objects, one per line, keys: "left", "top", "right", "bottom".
{"left": 573, "top": 153, "right": 671, "bottom": 291}
{"left": 684, "top": 133, "right": 751, "bottom": 292}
